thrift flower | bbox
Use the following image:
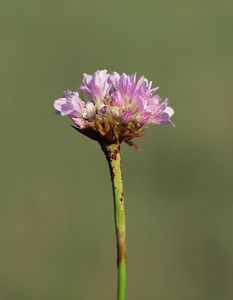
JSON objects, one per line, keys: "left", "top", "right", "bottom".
{"left": 53, "top": 70, "right": 175, "bottom": 300}
{"left": 54, "top": 70, "right": 174, "bottom": 145}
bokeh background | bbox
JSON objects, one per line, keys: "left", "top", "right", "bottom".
{"left": 1, "top": 0, "right": 233, "bottom": 299}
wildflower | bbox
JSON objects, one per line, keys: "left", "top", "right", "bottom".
{"left": 54, "top": 70, "right": 174, "bottom": 144}
{"left": 53, "top": 70, "right": 175, "bottom": 300}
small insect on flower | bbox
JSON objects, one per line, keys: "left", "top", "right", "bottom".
{"left": 53, "top": 70, "right": 174, "bottom": 145}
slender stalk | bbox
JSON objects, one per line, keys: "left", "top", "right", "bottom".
{"left": 102, "top": 143, "right": 126, "bottom": 300}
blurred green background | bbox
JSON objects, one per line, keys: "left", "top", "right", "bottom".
{"left": 1, "top": 0, "right": 233, "bottom": 299}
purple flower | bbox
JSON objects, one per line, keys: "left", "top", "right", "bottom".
{"left": 53, "top": 70, "right": 174, "bottom": 144}
{"left": 80, "top": 70, "right": 111, "bottom": 101}
{"left": 54, "top": 90, "right": 85, "bottom": 118}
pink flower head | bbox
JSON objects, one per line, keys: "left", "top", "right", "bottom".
{"left": 53, "top": 70, "right": 174, "bottom": 145}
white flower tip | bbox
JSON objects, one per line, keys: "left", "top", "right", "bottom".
{"left": 165, "top": 106, "right": 174, "bottom": 117}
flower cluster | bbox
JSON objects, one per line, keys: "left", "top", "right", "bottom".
{"left": 53, "top": 70, "right": 174, "bottom": 144}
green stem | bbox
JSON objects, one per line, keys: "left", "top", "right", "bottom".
{"left": 102, "top": 143, "right": 126, "bottom": 300}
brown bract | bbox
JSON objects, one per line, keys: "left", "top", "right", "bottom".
{"left": 72, "top": 116, "right": 146, "bottom": 148}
